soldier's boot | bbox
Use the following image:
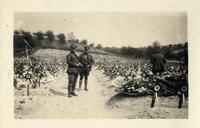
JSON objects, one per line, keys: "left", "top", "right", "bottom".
{"left": 78, "top": 79, "right": 83, "bottom": 91}
{"left": 84, "top": 79, "right": 88, "bottom": 91}
{"left": 72, "top": 93, "right": 78, "bottom": 96}
{"left": 72, "top": 83, "right": 78, "bottom": 96}
{"left": 68, "top": 84, "right": 72, "bottom": 97}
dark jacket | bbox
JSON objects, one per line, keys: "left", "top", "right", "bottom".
{"left": 66, "top": 51, "right": 80, "bottom": 74}
{"left": 150, "top": 53, "right": 166, "bottom": 73}
{"left": 184, "top": 48, "right": 188, "bottom": 65}
{"left": 79, "top": 52, "right": 94, "bottom": 71}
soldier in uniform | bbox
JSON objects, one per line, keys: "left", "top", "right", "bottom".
{"left": 78, "top": 46, "right": 94, "bottom": 91}
{"left": 66, "top": 44, "right": 81, "bottom": 97}
{"left": 183, "top": 42, "right": 188, "bottom": 66}
{"left": 150, "top": 48, "right": 167, "bottom": 75}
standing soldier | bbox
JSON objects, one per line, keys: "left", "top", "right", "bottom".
{"left": 78, "top": 46, "right": 94, "bottom": 91}
{"left": 183, "top": 42, "right": 188, "bottom": 66}
{"left": 150, "top": 47, "right": 167, "bottom": 75}
{"left": 66, "top": 44, "right": 81, "bottom": 97}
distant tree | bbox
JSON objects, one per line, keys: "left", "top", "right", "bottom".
{"left": 177, "top": 43, "right": 183, "bottom": 49}
{"left": 184, "top": 42, "right": 188, "bottom": 48}
{"left": 152, "top": 40, "right": 161, "bottom": 49}
{"left": 95, "top": 44, "right": 103, "bottom": 49}
{"left": 74, "top": 39, "right": 79, "bottom": 43}
{"left": 103, "top": 46, "right": 120, "bottom": 54}
{"left": 14, "top": 30, "right": 24, "bottom": 48}
{"left": 57, "top": 33, "right": 66, "bottom": 44}
{"left": 22, "top": 31, "right": 35, "bottom": 47}
{"left": 89, "top": 43, "right": 94, "bottom": 48}
{"left": 14, "top": 30, "right": 36, "bottom": 48}
{"left": 150, "top": 40, "right": 161, "bottom": 54}
{"left": 14, "top": 30, "right": 20, "bottom": 35}
{"left": 80, "top": 40, "right": 88, "bottom": 45}
{"left": 33, "top": 31, "right": 44, "bottom": 41}
{"left": 67, "top": 32, "right": 75, "bottom": 42}
{"left": 45, "top": 30, "right": 55, "bottom": 42}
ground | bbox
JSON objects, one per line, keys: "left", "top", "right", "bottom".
{"left": 14, "top": 69, "right": 188, "bottom": 119}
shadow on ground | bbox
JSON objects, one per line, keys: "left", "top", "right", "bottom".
{"left": 49, "top": 88, "right": 66, "bottom": 96}
{"left": 106, "top": 93, "right": 149, "bottom": 106}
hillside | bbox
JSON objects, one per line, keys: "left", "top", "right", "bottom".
{"left": 14, "top": 33, "right": 113, "bottom": 56}
{"left": 31, "top": 48, "right": 113, "bottom": 58}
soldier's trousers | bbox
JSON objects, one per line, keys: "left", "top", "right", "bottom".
{"left": 68, "top": 73, "right": 78, "bottom": 94}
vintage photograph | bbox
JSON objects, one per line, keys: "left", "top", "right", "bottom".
{"left": 13, "top": 12, "right": 188, "bottom": 119}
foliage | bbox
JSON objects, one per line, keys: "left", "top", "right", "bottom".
{"left": 95, "top": 44, "right": 103, "bottom": 49}
{"left": 13, "top": 29, "right": 187, "bottom": 61}
{"left": 80, "top": 39, "right": 88, "bottom": 45}
{"left": 103, "top": 42, "right": 188, "bottom": 61}
{"left": 33, "top": 31, "right": 44, "bottom": 41}
{"left": 45, "top": 30, "right": 55, "bottom": 42}
{"left": 89, "top": 43, "right": 95, "bottom": 48}
{"left": 57, "top": 33, "right": 66, "bottom": 44}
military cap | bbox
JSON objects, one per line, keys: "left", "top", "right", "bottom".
{"left": 84, "top": 45, "right": 90, "bottom": 50}
{"left": 70, "top": 44, "right": 77, "bottom": 50}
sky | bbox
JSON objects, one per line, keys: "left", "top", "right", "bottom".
{"left": 14, "top": 12, "right": 187, "bottom": 47}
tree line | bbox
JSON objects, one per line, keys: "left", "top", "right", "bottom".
{"left": 14, "top": 30, "right": 188, "bottom": 60}
{"left": 103, "top": 41, "right": 188, "bottom": 60}
{"left": 14, "top": 30, "right": 102, "bottom": 49}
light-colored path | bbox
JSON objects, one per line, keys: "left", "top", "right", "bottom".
{"left": 15, "top": 70, "right": 188, "bottom": 119}
{"left": 15, "top": 70, "right": 121, "bottom": 119}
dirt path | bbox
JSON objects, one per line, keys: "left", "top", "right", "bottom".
{"left": 14, "top": 69, "right": 188, "bottom": 119}
{"left": 15, "top": 70, "right": 120, "bottom": 119}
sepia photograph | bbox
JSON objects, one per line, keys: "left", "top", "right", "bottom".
{"left": 13, "top": 12, "right": 188, "bottom": 119}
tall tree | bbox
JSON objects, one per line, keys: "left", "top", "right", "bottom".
{"left": 33, "top": 31, "right": 44, "bottom": 41}
{"left": 45, "top": 30, "right": 55, "bottom": 42}
{"left": 74, "top": 39, "right": 79, "bottom": 43}
{"left": 14, "top": 30, "right": 20, "bottom": 35}
{"left": 152, "top": 40, "right": 161, "bottom": 49}
{"left": 89, "top": 43, "right": 94, "bottom": 48}
{"left": 67, "top": 32, "right": 75, "bottom": 42}
{"left": 22, "top": 31, "right": 35, "bottom": 47}
{"left": 57, "top": 33, "right": 66, "bottom": 44}
{"left": 80, "top": 39, "right": 88, "bottom": 45}
{"left": 95, "top": 44, "right": 103, "bottom": 49}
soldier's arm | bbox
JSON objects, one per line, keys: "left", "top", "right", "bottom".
{"left": 163, "top": 55, "right": 167, "bottom": 64}
{"left": 66, "top": 54, "right": 78, "bottom": 67}
{"left": 150, "top": 56, "right": 154, "bottom": 64}
{"left": 79, "top": 54, "right": 83, "bottom": 64}
{"left": 90, "top": 55, "right": 94, "bottom": 65}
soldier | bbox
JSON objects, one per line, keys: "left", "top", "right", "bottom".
{"left": 66, "top": 44, "right": 81, "bottom": 97}
{"left": 183, "top": 42, "right": 188, "bottom": 66}
{"left": 78, "top": 46, "right": 94, "bottom": 91}
{"left": 150, "top": 48, "right": 167, "bottom": 75}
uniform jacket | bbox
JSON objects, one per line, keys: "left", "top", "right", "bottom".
{"left": 66, "top": 51, "right": 80, "bottom": 74}
{"left": 79, "top": 52, "right": 94, "bottom": 71}
{"left": 150, "top": 53, "right": 166, "bottom": 72}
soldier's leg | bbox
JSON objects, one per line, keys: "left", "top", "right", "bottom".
{"left": 72, "top": 74, "right": 78, "bottom": 96}
{"left": 68, "top": 74, "right": 74, "bottom": 97}
{"left": 84, "top": 73, "right": 89, "bottom": 91}
{"left": 79, "top": 73, "right": 84, "bottom": 89}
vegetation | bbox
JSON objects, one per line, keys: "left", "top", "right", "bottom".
{"left": 14, "top": 30, "right": 188, "bottom": 61}
{"left": 103, "top": 41, "right": 188, "bottom": 61}
{"left": 13, "top": 30, "right": 110, "bottom": 56}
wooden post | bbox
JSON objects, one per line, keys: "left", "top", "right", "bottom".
{"left": 178, "top": 93, "right": 183, "bottom": 109}
{"left": 151, "top": 92, "right": 156, "bottom": 108}
{"left": 178, "top": 86, "right": 187, "bottom": 109}
{"left": 25, "top": 45, "right": 29, "bottom": 60}
{"left": 155, "top": 92, "right": 158, "bottom": 103}
{"left": 27, "top": 84, "right": 30, "bottom": 96}
{"left": 27, "top": 79, "right": 32, "bottom": 96}
{"left": 151, "top": 85, "right": 160, "bottom": 108}
{"left": 38, "top": 77, "right": 41, "bottom": 87}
